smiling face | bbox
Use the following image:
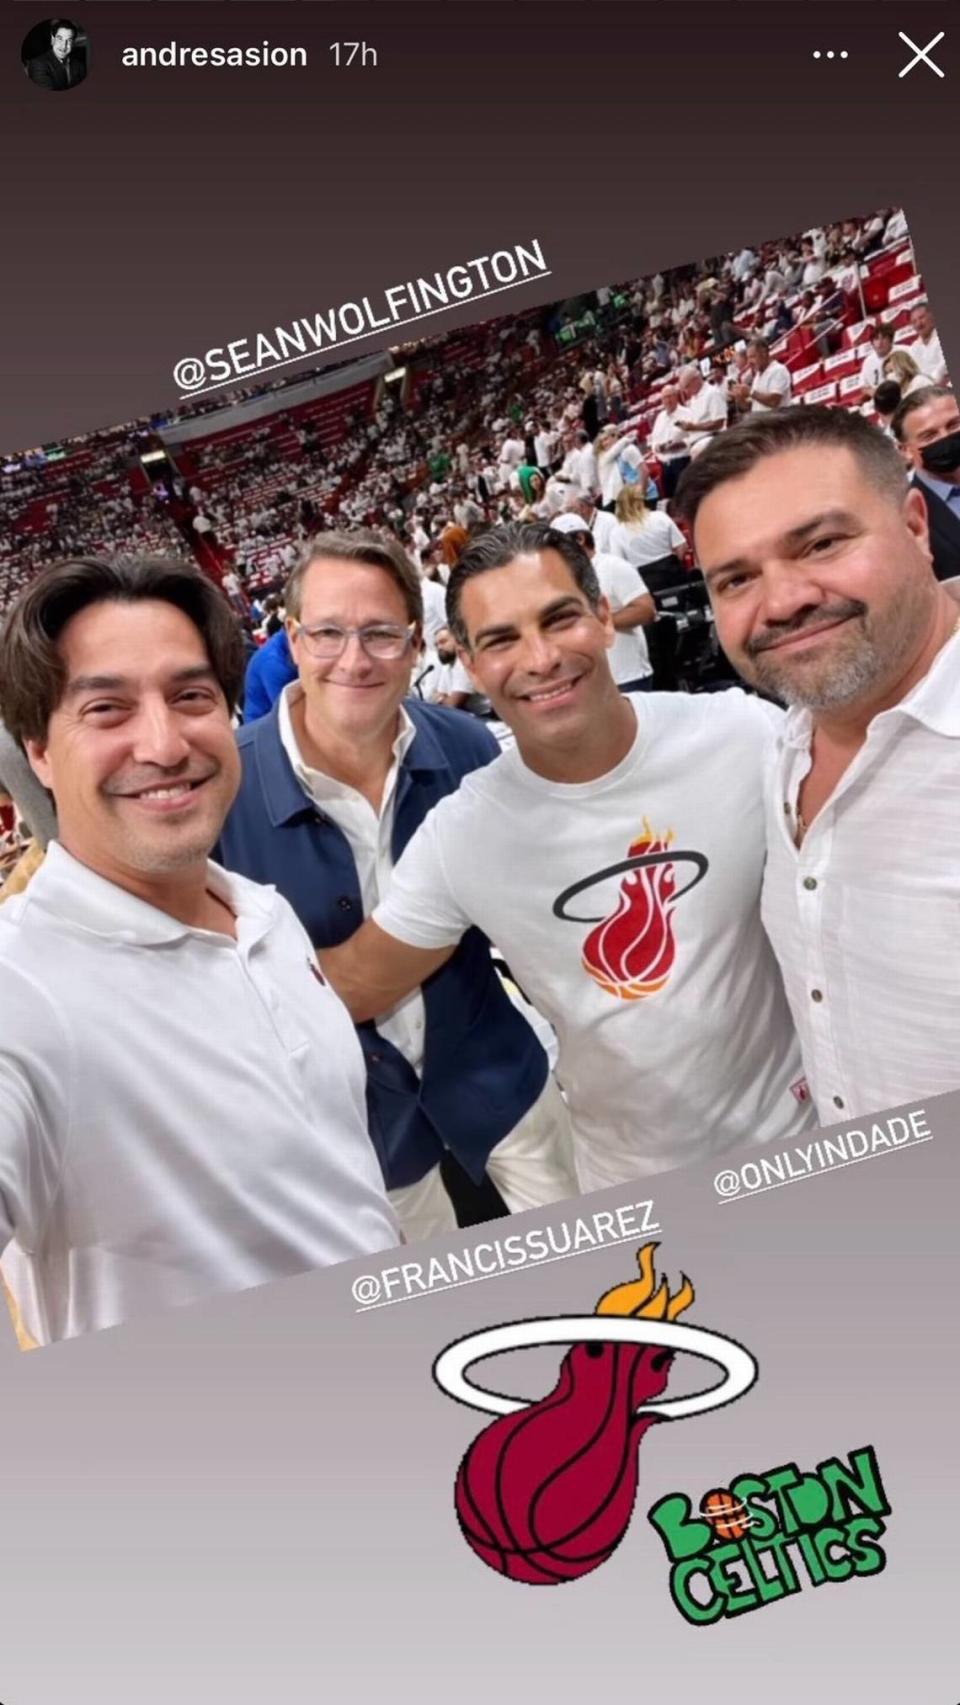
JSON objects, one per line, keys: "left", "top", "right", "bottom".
{"left": 695, "top": 445, "right": 938, "bottom": 712}
{"left": 51, "top": 24, "right": 74, "bottom": 58}
{"left": 25, "top": 599, "right": 240, "bottom": 884}
{"left": 457, "top": 548, "right": 617, "bottom": 756}
{"left": 287, "top": 556, "right": 417, "bottom": 746}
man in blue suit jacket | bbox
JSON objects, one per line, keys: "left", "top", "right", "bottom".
{"left": 216, "top": 530, "right": 575, "bottom": 1240}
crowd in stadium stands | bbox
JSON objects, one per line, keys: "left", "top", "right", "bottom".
{"left": 0, "top": 204, "right": 950, "bottom": 646}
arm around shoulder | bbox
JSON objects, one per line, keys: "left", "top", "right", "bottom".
{"left": 320, "top": 918, "right": 455, "bottom": 1022}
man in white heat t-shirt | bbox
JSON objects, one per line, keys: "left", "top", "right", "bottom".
{"left": 322, "top": 520, "right": 813, "bottom": 1192}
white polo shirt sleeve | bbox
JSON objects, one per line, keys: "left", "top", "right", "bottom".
{"left": 0, "top": 969, "right": 71, "bottom": 1255}
{"left": 374, "top": 796, "right": 474, "bottom": 951}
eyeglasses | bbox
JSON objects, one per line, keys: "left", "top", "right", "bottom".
{"left": 291, "top": 621, "right": 417, "bottom": 662}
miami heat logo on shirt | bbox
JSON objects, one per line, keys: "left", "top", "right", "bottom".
{"left": 552, "top": 818, "right": 708, "bottom": 1002}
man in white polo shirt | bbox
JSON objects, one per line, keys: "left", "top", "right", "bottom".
{"left": 908, "top": 303, "right": 948, "bottom": 387}
{"left": 320, "top": 521, "right": 813, "bottom": 1194}
{"left": 738, "top": 337, "right": 793, "bottom": 413}
{"left": 0, "top": 554, "right": 398, "bottom": 1345}
{"left": 675, "top": 365, "right": 728, "bottom": 459}
{"left": 649, "top": 383, "right": 692, "bottom": 500}
{"left": 677, "top": 406, "right": 960, "bottom": 1124}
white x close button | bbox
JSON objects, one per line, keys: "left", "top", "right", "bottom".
{"left": 898, "top": 30, "right": 945, "bottom": 78}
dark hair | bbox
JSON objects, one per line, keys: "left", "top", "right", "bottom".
{"left": 873, "top": 380, "right": 902, "bottom": 417}
{"left": 0, "top": 554, "right": 246, "bottom": 746}
{"left": 674, "top": 406, "right": 908, "bottom": 528}
{"left": 285, "top": 528, "right": 423, "bottom": 626}
{"left": 50, "top": 18, "right": 77, "bottom": 35}
{"left": 891, "top": 384, "right": 955, "bottom": 445}
{"left": 446, "top": 521, "right": 601, "bottom": 649}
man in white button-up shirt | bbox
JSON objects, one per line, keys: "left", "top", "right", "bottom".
{"left": 0, "top": 554, "right": 398, "bottom": 1345}
{"left": 678, "top": 406, "right": 960, "bottom": 1124}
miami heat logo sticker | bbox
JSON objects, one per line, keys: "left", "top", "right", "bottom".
{"left": 552, "top": 820, "right": 708, "bottom": 1000}
{"left": 432, "top": 1242, "right": 757, "bottom": 1586}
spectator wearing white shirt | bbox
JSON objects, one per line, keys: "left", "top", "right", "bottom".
{"left": 834, "top": 250, "right": 862, "bottom": 299}
{"left": 534, "top": 422, "right": 557, "bottom": 473}
{"left": 675, "top": 365, "right": 728, "bottom": 459}
{"left": 609, "top": 485, "right": 687, "bottom": 576}
{"left": 408, "top": 520, "right": 430, "bottom": 568}
{"left": 498, "top": 432, "right": 525, "bottom": 477}
{"left": 800, "top": 241, "right": 824, "bottom": 288}
{"left": 884, "top": 348, "right": 930, "bottom": 399}
{"left": 552, "top": 515, "right": 656, "bottom": 692}
{"left": 731, "top": 247, "right": 757, "bottom": 282}
{"left": 648, "top": 383, "right": 691, "bottom": 499}
{"left": 679, "top": 404, "right": 960, "bottom": 1126}
{"left": 909, "top": 304, "right": 948, "bottom": 386}
{"left": 739, "top": 336, "right": 793, "bottom": 413}
{"left": 595, "top": 424, "right": 645, "bottom": 510}
{"left": 859, "top": 325, "right": 895, "bottom": 397}
{"left": 554, "top": 495, "right": 618, "bottom": 557}
{"left": 561, "top": 430, "right": 600, "bottom": 502}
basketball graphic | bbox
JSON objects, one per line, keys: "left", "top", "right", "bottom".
{"left": 552, "top": 822, "right": 708, "bottom": 1003}
{"left": 581, "top": 821, "right": 679, "bottom": 999}
{"left": 433, "top": 1242, "right": 759, "bottom": 1587}
{"left": 700, "top": 1488, "right": 756, "bottom": 1541}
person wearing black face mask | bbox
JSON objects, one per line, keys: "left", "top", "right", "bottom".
{"left": 892, "top": 386, "right": 960, "bottom": 584}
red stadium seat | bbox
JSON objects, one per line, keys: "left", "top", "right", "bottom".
{"left": 822, "top": 350, "right": 860, "bottom": 383}
{"left": 793, "top": 360, "right": 824, "bottom": 394}
{"left": 784, "top": 325, "right": 816, "bottom": 365}
{"left": 803, "top": 381, "right": 839, "bottom": 407}
{"left": 863, "top": 277, "right": 891, "bottom": 313}
{"left": 887, "top": 277, "right": 924, "bottom": 307}
{"left": 838, "top": 374, "right": 866, "bottom": 404}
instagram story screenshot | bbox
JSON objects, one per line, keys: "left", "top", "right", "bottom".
{"left": 0, "top": 4, "right": 957, "bottom": 1703}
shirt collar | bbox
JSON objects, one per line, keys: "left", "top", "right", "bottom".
{"left": 26, "top": 841, "right": 276, "bottom": 946}
{"left": 916, "top": 468, "right": 960, "bottom": 505}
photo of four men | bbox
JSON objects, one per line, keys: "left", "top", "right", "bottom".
{"left": 0, "top": 207, "right": 956, "bottom": 1346}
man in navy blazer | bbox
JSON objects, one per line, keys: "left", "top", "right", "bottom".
{"left": 216, "top": 529, "right": 576, "bottom": 1240}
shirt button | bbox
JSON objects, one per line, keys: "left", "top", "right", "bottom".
{"left": 803, "top": 876, "right": 818, "bottom": 891}
{"left": 811, "top": 988, "right": 823, "bottom": 1003}
{"left": 337, "top": 896, "right": 355, "bottom": 912}
{"left": 833, "top": 1095, "right": 845, "bottom": 1110}
{"left": 783, "top": 801, "right": 792, "bottom": 815}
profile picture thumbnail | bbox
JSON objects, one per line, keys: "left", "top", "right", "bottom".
{"left": 22, "top": 17, "right": 88, "bottom": 92}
